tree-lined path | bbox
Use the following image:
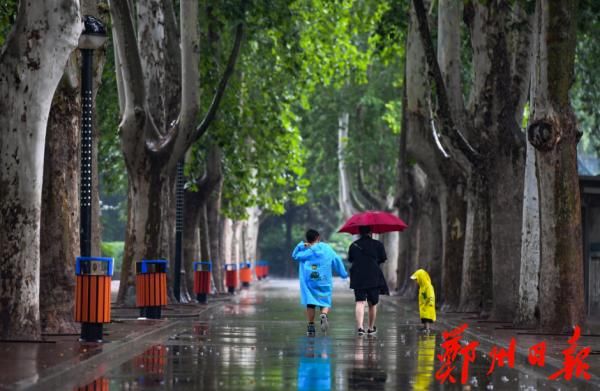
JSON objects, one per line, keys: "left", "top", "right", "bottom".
{"left": 16, "top": 280, "right": 595, "bottom": 391}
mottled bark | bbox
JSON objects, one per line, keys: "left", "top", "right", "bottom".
{"left": 40, "top": 58, "right": 80, "bottom": 334}
{"left": 338, "top": 112, "right": 356, "bottom": 219}
{"left": 395, "top": 75, "right": 413, "bottom": 294}
{"left": 199, "top": 204, "right": 211, "bottom": 262}
{"left": 0, "top": 0, "right": 80, "bottom": 339}
{"left": 208, "top": 179, "right": 224, "bottom": 292}
{"left": 517, "top": 140, "right": 541, "bottom": 325}
{"left": 244, "top": 207, "right": 261, "bottom": 262}
{"left": 459, "top": 175, "right": 492, "bottom": 313}
{"left": 405, "top": 2, "right": 467, "bottom": 308}
{"left": 528, "top": 0, "right": 584, "bottom": 331}
{"left": 108, "top": 0, "right": 242, "bottom": 302}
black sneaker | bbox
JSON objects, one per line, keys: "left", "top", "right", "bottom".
{"left": 357, "top": 328, "right": 366, "bottom": 336}
{"left": 367, "top": 326, "right": 377, "bottom": 336}
{"left": 320, "top": 314, "right": 329, "bottom": 332}
{"left": 307, "top": 323, "right": 316, "bottom": 336}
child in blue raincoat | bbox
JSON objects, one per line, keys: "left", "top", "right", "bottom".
{"left": 292, "top": 229, "right": 348, "bottom": 336}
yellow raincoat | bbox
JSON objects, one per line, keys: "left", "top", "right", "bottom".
{"left": 411, "top": 269, "right": 436, "bottom": 321}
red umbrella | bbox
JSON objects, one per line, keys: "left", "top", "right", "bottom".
{"left": 338, "top": 211, "right": 408, "bottom": 234}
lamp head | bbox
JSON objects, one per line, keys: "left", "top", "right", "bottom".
{"left": 78, "top": 15, "right": 107, "bottom": 50}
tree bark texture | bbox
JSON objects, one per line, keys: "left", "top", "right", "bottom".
{"left": 517, "top": 140, "right": 541, "bottom": 325}
{"left": 208, "top": 179, "right": 224, "bottom": 292}
{"left": 0, "top": 0, "right": 80, "bottom": 339}
{"left": 528, "top": 0, "right": 584, "bottom": 331}
{"left": 413, "top": 0, "right": 532, "bottom": 318}
{"left": 338, "top": 112, "right": 356, "bottom": 220}
{"left": 108, "top": 0, "right": 242, "bottom": 303}
{"left": 405, "top": 3, "right": 467, "bottom": 308}
{"left": 40, "top": 57, "right": 80, "bottom": 334}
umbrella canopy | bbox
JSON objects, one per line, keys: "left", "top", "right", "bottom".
{"left": 338, "top": 211, "right": 408, "bottom": 234}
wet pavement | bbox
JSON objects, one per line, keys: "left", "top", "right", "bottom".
{"left": 9, "top": 279, "right": 600, "bottom": 390}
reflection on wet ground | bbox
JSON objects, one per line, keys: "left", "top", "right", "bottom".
{"left": 67, "top": 280, "right": 593, "bottom": 390}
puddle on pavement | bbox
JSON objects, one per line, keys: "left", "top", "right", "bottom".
{"left": 67, "top": 284, "right": 595, "bottom": 390}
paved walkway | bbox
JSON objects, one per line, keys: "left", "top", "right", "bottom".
{"left": 3, "top": 279, "right": 599, "bottom": 390}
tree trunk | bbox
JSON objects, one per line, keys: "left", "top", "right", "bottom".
{"left": 0, "top": 0, "right": 80, "bottom": 339}
{"left": 183, "top": 189, "right": 202, "bottom": 296}
{"left": 108, "top": 0, "right": 242, "bottom": 302}
{"left": 382, "top": 231, "right": 399, "bottom": 291}
{"left": 208, "top": 179, "right": 224, "bottom": 292}
{"left": 517, "top": 141, "right": 541, "bottom": 325}
{"left": 200, "top": 204, "right": 211, "bottom": 261}
{"left": 439, "top": 182, "right": 466, "bottom": 310}
{"left": 40, "top": 57, "right": 80, "bottom": 334}
{"left": 220, "top": 217, "right": 233, "bottom": 282}
{"left": 459, "top": 176, "right": 492, "bottom": 313}
{"left": 117, "top": 159, "right": 166, "bottom": 304}
{"left": 285, "top": 207, "right": 295, "bottom": 278}
{"left": 338, "top": 112, "right": 356, "bottom": 219}
{"left": 528, "top": 0, "right": 584, "bottom": 331}
{"left": 395, "top": 70, "right": 413, "bottom": 295}
{"left": 244, "top": 207, "right": 261, "bottom": 262}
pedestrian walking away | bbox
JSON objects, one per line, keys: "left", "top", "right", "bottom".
{"left": 348, "top": 225, "right": 389, "bottom": 336}
{"left": 410, "top": 268, "right": 436, "bottom": 332}
{"left": 292, "top": 229, "right": 349, "bottom": 336}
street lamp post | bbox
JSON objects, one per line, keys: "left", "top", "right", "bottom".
{"left": 174, "top": 160, "right": 184, "bottom": 302}
{"left": 78, "top": 15, "right": 107, "bottom": 342}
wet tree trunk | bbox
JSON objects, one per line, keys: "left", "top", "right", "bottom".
{"left": 40, "top": 58, "right": 80, "bottom": 334}
{"left": 200, "top": 204, "right": 211, "bottom": 262}
{"left": 284, "top": 206, "right": 295, "bottom": 278}
{"left": 405, "top": 2, "right": 467, "bottom": 306}
{"left": 517, "top": 141, "right": 541, "bottom": 325}
{"left": 108, "top": 0, "right": 242, "bottom": 302}
{"left": 208, "top": 179, "right": 224, "bottom": 292}
{"left": 183, "top": 189, "right": 202, "bottom": 297}
{"left": 244, "top": 207, "right": 261, "bottom": 262}
{"left": 0, "top": 0, "right": 80, "bottom": 339}
{"left": 435, "top": 0, "right": 469, "bottom": 311}
{"left": 528, "top": 0, "right": 584, "bottom": 331}
{"left": 459, "top": 176, "right": 492, "bottom": 313}
{"left": 395, "top": 77, "right": 413, "bottom": 294}
{"left": 338, "top": 112, "right": 356, "bottom": 219}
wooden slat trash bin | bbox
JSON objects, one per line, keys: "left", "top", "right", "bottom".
{"left": 239, "top": 262, "right": 252, "bottom": 288}
{"left": 224, "top": 263, "right": 238, "bottom": 294}
{"left": 193, "top": 261, "right": 212, "bottom": 303}
{"left": 75, "top": 377, "right": 109, "bottom": 391}
{"left": 136, "top": 260, "right": 168, "bottom": 319}
{"left": 75, "top": 256, "right": 113, "bottom": 342}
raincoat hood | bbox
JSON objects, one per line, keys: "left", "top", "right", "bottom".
{"left": 411, "top": 269, "right": 432, "bottom": 288}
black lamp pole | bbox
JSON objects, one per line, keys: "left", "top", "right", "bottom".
{"left": 78, "top": 15, "right": 107, "bottom": 342}
{"left": 174, "top": 160, "right": 184, "bottom": 302}
{"left": 80, "top": 48, "right": 93, "bottom": 257}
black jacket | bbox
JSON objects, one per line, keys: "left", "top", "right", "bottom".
{"left": 348, "top": 235, "right": 388, "bottom": 290}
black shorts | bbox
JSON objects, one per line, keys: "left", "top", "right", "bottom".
{"left": 421, "top": 318, "right": 434, "bottom": 324}
{"left": 354, "top": 288, "right": 380, "bottom": 305}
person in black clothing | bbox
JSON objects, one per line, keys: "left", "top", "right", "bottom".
{"left": 348, "top": 225, "right": 389, "bottom": 336}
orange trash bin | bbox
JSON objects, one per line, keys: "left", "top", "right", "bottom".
{"left": 239, "top": 262, "right": 252, "bottom": 288}
{"left": 136, "top": 260, "right": 168, "bottom": 319}
{"left": 224, "top": 263, "right": 238, "bottom": 294}
{"left": 75, "top": 257, "right": 113, "bottom": 342}
{"left": 193, "top": 261, "right": 212, "bottom": 303}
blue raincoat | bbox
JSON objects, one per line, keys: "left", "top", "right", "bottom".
{"left": 292, "top": 241, "right": 348, "bottom": 308}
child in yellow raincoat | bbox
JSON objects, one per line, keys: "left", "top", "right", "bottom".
{"left": 410, "top": 269, "right": 436, "bottom": 332}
